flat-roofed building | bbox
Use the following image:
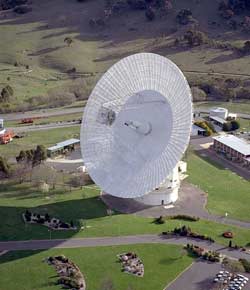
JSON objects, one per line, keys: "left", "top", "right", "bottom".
{"left": 47, "top": 138, "right": 80, "bottom": 158}
{"left": 209, "top": 116, "right": 227, "bottom": 128}
{"left": 213, "top": 134, "right": 250, "bottom": 162}
{"left": 210, "top": 107, "right": 228, "bottom": 119}
{"left": 191, "top": 124, "right": 206, "bottom": 136}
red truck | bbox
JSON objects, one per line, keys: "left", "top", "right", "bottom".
{"left": 0, "top": 130, "right": 15, "bottom": 144}
{"left": 21, "top": 118, "right": 34, "bottom": 124}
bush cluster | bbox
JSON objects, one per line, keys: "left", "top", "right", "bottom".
{"left": 222, "top": 120, "right": 240, "bottom": 132}
{"left": 194, "top": 121, "right": 215, "bottom": 136}
{"left": 166, "top": 215, "right": 199, "bottom": 222}
{"left": 185, "top": 243, "right": 220, "bottom": 262}
{"left": 154, "top": 214, "right": 199, "bottom": 224}
{"left": 169, "top": 225, "right": 215, "bottom": 242}
{"left": 239, "top": 259, "right": 250, "bottom": 273}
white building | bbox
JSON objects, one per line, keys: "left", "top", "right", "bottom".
{"left": 135, "top": 161, "right": 187, "bottom": 206}
{"left": 210, "top": 107, "right": 228, "bottom": 119}
{"left": 0, "top": 118, "right": 6, "bottom": 135}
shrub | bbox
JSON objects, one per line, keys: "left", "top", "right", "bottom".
{"left": 127, "top": 0, "right": 147, "bottom": 9}
{"left": 239, "top": 259, "right": 250, "bottom": 273}
{"left": 166, "top": 215, "right": 199, "bottom": 222}
{"left": 14, "top": 4, "right": 32, "bottom": 14}
{"left": 231, "top": 120, "right": 240, "bottom": 130}
{"left": 154, "top": 216, "right": 165, "bottom": 224}
{"left": 223, "top": 122, "right": 232, "bottom": 131}
{"left": 194, "top": 121, "right": 214, "bottom": 136}
{"left": 191, "top": 87, "right": 207, "bottom": 101}
{"left": 145, "top": 7, "right": 155, "bottom": 21}
{"left": 184, "top": 30, "right": 207, "bottom": 47}
{"left": 176, "top": 9, "right": 193, "bottom": 25}
{"left": 0, "top": 156, "right": 11, "bottom": 177}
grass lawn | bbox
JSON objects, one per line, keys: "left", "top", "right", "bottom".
{"left": 187, "top": 152, "right": 250, "bottom": 222}
{"left": 0, "top": 125, "right": 81, "bottom": 159}
{"left": 0, "top": 244, "right": 193, "bottom": 290}
{"left": 1, "top": 0, "right": 250, "bottom": 112}
{"left": 194, "top": 101, "right": 250, "bottom": 114}
{"left": 238, "top": 118, "right": 250, "bottom": 131}
{"left": 0, "top": 183, "right": 249, "bottom": 246}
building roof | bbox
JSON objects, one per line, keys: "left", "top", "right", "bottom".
{"left": 213, "top": 135, "right": 250, "bottom": 156}
{"left": 192, "top": 124, "right": 206, "bottom": 132}
{"left": 210, "top": 107, "right": 228, "bottom": 113}
{"left": 47, "top": 138, "right": 80, "bottom": 152}
{"left": 210, "top": 115, "right": 227, "bottom": 124}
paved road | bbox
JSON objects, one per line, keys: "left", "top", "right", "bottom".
{"left": 185, "top": 70, "right": 250, "bottom": 79}
{"left": 102, "top": 180, "right": 250, "bottom": 229}
{"left": 1, "top": 107, "right": 84, "bottom": 121}
{"left": 0, "top": 235, "right": 250, "bottom": 261}
{"left": 10, "top": 121, "right": 80, "bottom": 133}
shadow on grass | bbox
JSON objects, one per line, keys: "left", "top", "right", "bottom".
{"left": 0, "top": 181, "right": 82, "bottom": 200}
{"left": 193, "top": 150, "right": 225, "bottom": 170}
{"left": 0, "top": 195, "right": 116, "bottom": 264}
{"left": 0, "top": 250, "right": 43, "bottom": 265}
{"left": 159, "top": 256, "right": 185, "bottom": 265}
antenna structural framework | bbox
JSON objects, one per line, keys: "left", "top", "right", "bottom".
{"left": 81, "top": 53, "right": 192, "bottom": 200}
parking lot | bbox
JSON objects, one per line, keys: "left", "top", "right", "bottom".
{"left": 166, "top": 260, "right": 250, "bottom": 290}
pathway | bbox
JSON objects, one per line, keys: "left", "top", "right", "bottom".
{"left": 102, "top": 181, "right": 250, "bottom": 229}
{"left": 0, "top": 235, "right": 250, "bottom": 261}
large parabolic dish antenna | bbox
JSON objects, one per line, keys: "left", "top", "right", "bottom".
{"left": 81, "top": 53, "right": 192, "bottom": 198}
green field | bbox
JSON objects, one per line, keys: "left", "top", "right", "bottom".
{"left": 187, "top": 152, "right": 250, "bottom": 222}
{"left": 238, "top": 118, "right": 250, "bottom": 131}
{"left": 1, "top": 0, "right": 250, "bottom": 111}
{"left": 0, "top": 125, "right": 81, "bottom": 159}
{"left": 0, "top": 183, "right": 249, "bottom": 246}
{"left": 0, "top": 244, "right": 193, "bottom": 290}
{"left": 195, "top": 101, "right": 250, "bottom": 114}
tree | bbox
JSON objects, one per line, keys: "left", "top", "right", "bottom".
{"left": 219, "top": 0, "right": 229, "bottom": 11}
{"left": 16, "top": 150, "right": 27, "bottom": 163}
{"left": 176, "top": 9, "right": 193, "bottom": 25}
{"left": 223, "top": 122, "right": 232, "bottom": 131}
{"left": 0, "top": 156, "right": 10, "bottom": 177}
{"left": 64, "top": 37, "right": 73, "bottom": 47}
{"left": 184, "top": 30, "right": 207, "bottom": 46}
{"left": 145, "top": 7, "right": 155, "bottom": 21}
{"left": 32, "top": 145, "right": 47, "bottom": 167}
{"left": 191, "top": 87, "right": 207, "bottom": 101}
{"left": 243, "top": 40, "right": 250, "bottom": 54}
{"left": 127, "top": 0, "right": 147, "bottom": 10}
{"left": 231, "top": 120, "right": 240, "bottom": 130}
{"left": 220, "top": 8, "right": 234, "bottom": 19}
{"left": 0, "top": 85, "right": 14, "bottom": 102}
{"left": 164, "top": 0, "right": 172, "bottom": 12}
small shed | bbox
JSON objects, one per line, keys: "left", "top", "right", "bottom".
{"left": 47, "top": 138, "right": 80, "bottom": 158}
{"left": 191, "top": 124, "right": 206, "bottom": 136}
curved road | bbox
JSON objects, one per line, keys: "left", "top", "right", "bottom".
{"left": 0, "top": 235, "right": 250, "bottom": 261}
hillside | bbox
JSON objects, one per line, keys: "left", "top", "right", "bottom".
{"left": 0, "top": 0, "right": 250, "bottom": 112}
